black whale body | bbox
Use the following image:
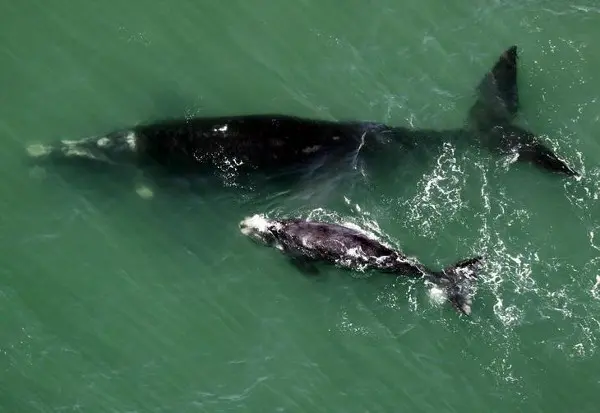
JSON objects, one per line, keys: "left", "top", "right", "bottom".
{"left": 239, "top": 214, "right": 484, "bottom": 315}
{"left": 26, "top": 46, "right": 578, "bottom": 181}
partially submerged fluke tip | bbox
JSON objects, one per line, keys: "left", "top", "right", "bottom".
{"left": 504, "top": 45, "right": 517, "bottom": 60}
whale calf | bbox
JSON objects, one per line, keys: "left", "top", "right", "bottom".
{"left": 239, "top": 214, "right": 484, "bottom": 315}
{"left": 26, "top": 45, "right": 578, "bottom": 185}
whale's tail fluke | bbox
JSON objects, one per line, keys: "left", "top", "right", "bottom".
{"left": 467, "top": 46, "right": 578, "bottom": 177}
{"left": 488, "top": 124, "right": 579, "bottom": 176}
{"left": 468, "top": 45, "right": 519, "bottom": 129}
{"left": 431, "top": 256, "right": 484, "bottom": 316}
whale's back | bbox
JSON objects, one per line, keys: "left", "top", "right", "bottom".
{"left": 276, "top": 220, "right": 395, "bottom": 261}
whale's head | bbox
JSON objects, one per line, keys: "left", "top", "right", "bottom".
{"left": 25, "top": 130, "right": 140, "bottom": 169}
{"left": 239, "top": 214, "right": 279, "bottom": 246}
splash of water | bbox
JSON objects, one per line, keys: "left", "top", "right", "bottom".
{"left": 402, "top": 142, "right": 467, "bottom": 238}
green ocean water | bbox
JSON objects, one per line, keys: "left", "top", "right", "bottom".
{"left": 2, "top": 0, "right": 600, "bottom": 411}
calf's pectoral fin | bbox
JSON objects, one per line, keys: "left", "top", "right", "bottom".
{"left": 288, "top": 255, "right": 321, "bottom": 275}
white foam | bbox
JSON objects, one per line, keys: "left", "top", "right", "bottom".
{"left": 591, "top": 275, "right": 600, "bottom": 300}
{"left": 427, "top": 285, "right": 447, "bottom": 306}
{"left": 404, "top": 142, "right": 466, "bottom": 238}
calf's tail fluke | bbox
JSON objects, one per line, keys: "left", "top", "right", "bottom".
{"left": 431, "top": 256, "right": 484, "bottom": 316}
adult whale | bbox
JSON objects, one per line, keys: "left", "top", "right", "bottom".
{"left": 25, "top": 45, "right": 578, "bottom": 181}
{"left": 239, "top": 214, "right": 484, "bottom": 315}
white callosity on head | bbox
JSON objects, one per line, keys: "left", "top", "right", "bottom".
{"left": 26, "top": 143, "right": 51, "bottom": 157}
{"left": 97, "top": 137, "right": 111, "bottom": 147}
{"left": 97, "top": 132, "right": 137, "bottom": 151}
{"left": 239, "top": 214, "right": 270, "bottom": 236}
{"left": 125, "top": 132, "right": 137, "bottom": 150}
{"left": 60, "top": 139, "right": 102, "bottom": 160}
{"left": 239, "top": 214, "right": 283, "bottom": 246}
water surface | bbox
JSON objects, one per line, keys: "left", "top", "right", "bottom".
{"left": 1, "top": 1, "right": 600, "bottom": 411}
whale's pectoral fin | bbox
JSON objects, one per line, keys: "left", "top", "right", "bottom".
{"left": 133, "top": 171, "right": 156, "bottom": 200}
{"left": 469, "top": 46, "right": 519, "bottom": 129}
{"left": 278, "top": 243, "right": 321, "bottom": 275}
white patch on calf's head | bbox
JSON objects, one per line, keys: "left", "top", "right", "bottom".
{"left": 239, "top": 214, "right": 269, "bottom": 235}
{"left": 239, "top": 214, "right": 279, "bottom": 245}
